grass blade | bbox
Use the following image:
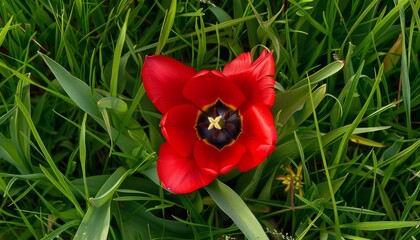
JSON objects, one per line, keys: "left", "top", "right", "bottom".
{"left": 110, "top": 10, "right": 129, "bottom": 97}
{"left": 155, "top": 0, "right": 177, "bottom": 54}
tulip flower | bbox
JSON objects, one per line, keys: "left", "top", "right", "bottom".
{"left": 142, "top": 50, "right": 277, "bottom": 194}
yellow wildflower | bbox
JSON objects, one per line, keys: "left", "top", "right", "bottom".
{"left": 276, "top": 165, "right": 304, "bottom": 196}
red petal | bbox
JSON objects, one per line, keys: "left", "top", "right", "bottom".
{"left": 183, "top": 70, "right": 245, "bottom": 110}
{"left": 142, "top": 55, "right": 197, "bottom": 114}
{"left": 157, "top": 143, "right": 217, "bottom": 194}
{"left": 161, "top": 104, "right": 199, "bottom": 157}
{"left": 249, "top": 50, "right": 275, "bottom": 80}
{"left": 222, "top": 52, "right": 252, "bottom": 76}
{"left": 194, "top": 141, "right": 245, "bottom": 175}
{"left": 223, "top": 50, "right": 275, "bottom": 109}
{"left": 236, "top": 103, "right": 277, "bottom": 171}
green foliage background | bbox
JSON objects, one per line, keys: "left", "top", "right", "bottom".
{"left": 0, "top": 0, "right": 419, "bottom": 239}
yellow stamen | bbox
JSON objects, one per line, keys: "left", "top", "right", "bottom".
{"left": 208, "top": 116, "right": 222, "bottom": 130}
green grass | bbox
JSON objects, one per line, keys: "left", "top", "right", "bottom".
{"left": 0, "top": 0, "right": 419, "bottom": 239}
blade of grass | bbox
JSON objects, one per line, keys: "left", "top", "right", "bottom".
{"left": 0, "top": 16, "right": 13, "bottom": 46}
{"left": 340, "top": 221, "right": 420, "bottom": 231}
{"left": 15, "top": 97, "right": 84, "bottom": 217}
{"left": 155, "top": 0, "right": 176, "bottom": 54}
{"left": 79, "top": 113, "right": 89, "bottom": 199}
{"left": 331, "top": 64, "right": 383, "bottom": 178}
{"left": 307, "top": 75, "right": 341, "bottom": 238}
{"left": 135, "top": 15, "right": 256, "bottom": 53}
{"left": 290, "top": 61, "right": 344, "bottom": 90}
{"left": 397, "top": 0, "right": 412, "bottom": 139}
{"left": 110, "top": 9, "right": 130, "bottom": 97}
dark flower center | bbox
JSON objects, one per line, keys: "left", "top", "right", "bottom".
{"left": 196, "top": 100, "right": 242, "bottom": 150}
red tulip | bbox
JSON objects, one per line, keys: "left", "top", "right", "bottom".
{"left": 142, "top": 50, "right": 277, "bottom": 194}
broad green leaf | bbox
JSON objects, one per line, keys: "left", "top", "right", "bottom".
{"left": 40, "top": 53, "right": 137, "bottom": 154}
{"left": 74, "top": 200, "right": 111, "bottom": 240}
{"left": 277, "top": 85, "right": 327, "bottom": 139}
{"left": 118, "top": 201, "right": 193, "bottom": 239}
{"left": 206, "top": 179, "right": 268, "bottom": 240}
{"left": 272, "top": 82, "right": 310, "bottom": 125}
{"left": 39, "top": 53, "right": 102, "bottom": 120}
{"left": 294, "top": 85, "right": 326, "bottom": 125}
{"left": 74, "top": 168, "right": 133, "bottom": 239}
{"left": 0, "top": 133, "right": 29, "bottom": 174}
{"left": 90, "top": 167, "right": 133, "bottom": 207}
{"left": 208, "top": 6, "right": 232, "bottom": 23}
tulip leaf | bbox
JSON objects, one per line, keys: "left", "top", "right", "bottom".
{"left": 90, "top": 167, "right": 132, "bottom": 208}
{"left": 276, "top": 84, "right": 326, "bottom": 140}
{"left": 205, "top": 179, "right": 268, "bottom": 240}
{"left": 273, "top": 81, "right": 325, "bottom": 129}
{"left": 272, "top": 84, "right": 310, "bottom": 126}
{"left": 97, "top": 96, "right": 128, "bottom": 112}
{"left": 74, "top": 167, "right": 132, "bottom": 239}
{"left": 39, "top": 52, "right": 138, "bottom": 154}
{"left": 74, "top": 200, "right": 111, "bottom": 240}
{"left": 39, "top": 53, "right": 102, "bottom": 120}
{"left": 208, "top": 6, "right": 232, "bottom": 23}
{"left": 117, "top": 201, "right": 194, "bottom": 239}
{"left": 0, "top": 132, "right": 30, "bottom": 174}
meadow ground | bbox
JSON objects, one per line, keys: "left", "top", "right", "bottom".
{"left": 0, "top": 0, "right": 419, "bottom": 239}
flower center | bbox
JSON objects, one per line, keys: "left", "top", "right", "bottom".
{"left": 196, "top": 100, "right": 242, "bottom": 150}
{"left": 208, "top": 116, "right": 224, "bottom": 130}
